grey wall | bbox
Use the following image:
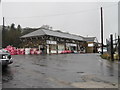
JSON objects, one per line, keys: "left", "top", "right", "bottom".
{"left": 118, "top": 2, "right": 120, "bottom": 35}
{"left": 0, "top": 26, "right": 2, "bottom": 48}
{"left": 0, "top": 1, "right": 1, "bottom": 48}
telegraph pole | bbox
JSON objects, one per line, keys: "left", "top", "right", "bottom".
{"left": 110, "top": 34, "right": 114, "bottom": 61}
{"left": 115, "top": 33, "right": 117, "bottom": 44}
{"left": 2, "top": 17, "right": 5, "bottom": 48}
{"left": 101, "top": 7, "right": 104, "bottom": 55}
{"left": 3, "top": 17, "right": 5, "bottom": 31}
{"left": 118, "top": 36, "right": 120, "bottom": 61}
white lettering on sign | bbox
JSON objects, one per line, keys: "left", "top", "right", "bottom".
{"left": 88, "top": 43, "right": 94, "bottom": 47}
{"left": 47, "top": 40, "right": 57, "bottom": 45}
{"left": 66, "top": 43, "right": 77, "bottom": 46}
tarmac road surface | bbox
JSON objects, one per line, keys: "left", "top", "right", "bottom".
{"left": 2, "top": 53, "right": 119, "bottom": 88}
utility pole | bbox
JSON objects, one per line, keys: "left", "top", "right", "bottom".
{"left": 101, "top": 7, "right": 104, "bottom": 55}
{"left": 118, "top": 36, "right": 120, "bottom": 61}
{"left": 115, "top": 33, "right": 116, "bottom": 44}
{"left": 2, "top": 17, "right": 5, "bottom": 48}
{"left": 3, "top": 17, "right": 5, "bottom": 31}
{"left": 110, "top": 34, "right": 114, "bottom": 61}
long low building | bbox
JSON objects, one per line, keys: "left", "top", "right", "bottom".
{"left": 20, "top": 28, "right": 88, "bottom": 54}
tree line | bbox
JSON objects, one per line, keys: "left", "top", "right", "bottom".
{"left": 2, "top": 24, "right": 53, "bottom": 48}
{"left": 2, "top": 23, "right": 38, "bottom": 48}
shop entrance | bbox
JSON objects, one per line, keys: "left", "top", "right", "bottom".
{"left": 66, "top": 43, "right": 77, "bottom": 52}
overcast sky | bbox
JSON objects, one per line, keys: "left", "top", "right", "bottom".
{"left": 0, "top": 0, "right": 119, "bottom": 44}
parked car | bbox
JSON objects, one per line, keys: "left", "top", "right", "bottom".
{"left": 0, "top": 49, "right": 13, "bottom": 67}
{"left": 98, "top": 47, "right": 107, "bottom": 53}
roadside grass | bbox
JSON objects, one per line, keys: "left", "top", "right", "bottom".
{"left": 100, "top": 53, "right": 119, "bottom": 61}
{"left": 100, "top": 53, "right": 111, "bottom": 60}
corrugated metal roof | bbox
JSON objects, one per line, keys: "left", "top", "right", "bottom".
{"left": 21, "top": 29, "right": 84, "bottom": 41}
{"left": 21, "top": 29, "right": 46, "bottom": 38}
{"left": 83, "top": 37, "right": 96, "bottom": 42}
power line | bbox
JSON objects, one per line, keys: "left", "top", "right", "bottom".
{"left": 4, "top": 8, "right": 99, "bottom": 19}
{"left": 4, "top": 3, "right": 118, "bottom": 19}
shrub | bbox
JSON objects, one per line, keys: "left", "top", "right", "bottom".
{"left": 101, "top": 53, "right": 119, "bottom": 60}
{"left": 100, "top": 53, "right": 111, "bottom": 60}
{"left": 114, "top": 53, "right": 119, "bottom": 60}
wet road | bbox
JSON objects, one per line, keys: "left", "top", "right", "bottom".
{"left": 2, "top": 54, "right": 118, "bottom": 88}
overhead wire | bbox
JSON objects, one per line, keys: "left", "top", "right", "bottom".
{"left": 4, "top": 3, "right": 118, "bottom": 19}
{"left": 4, "top": 8, "right": 99, "bottom": 19}
{"left": 4, "top": 3, "right": 118, "bottom": 27}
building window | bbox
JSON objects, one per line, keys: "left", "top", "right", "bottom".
{"left": 58, "top": 44, "right": 64, "bottom": 51}
{"left": 51, "top": 45, "right": 56, "bottom": 50}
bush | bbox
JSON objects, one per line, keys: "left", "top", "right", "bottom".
{"left": 114, "top": 53, "right": 119, "bottom": 60}
{"left": 100, "top": 53, "right": 111, "bottom": 60}
{"left": 101, "top": 53, "right": 119, "bottom": 60}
